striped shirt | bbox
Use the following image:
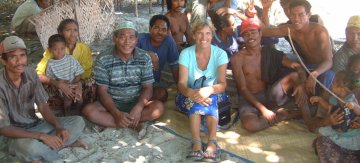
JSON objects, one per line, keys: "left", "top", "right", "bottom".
{"left": 36, "top": 42, "right": 93, "bottom": 80}
{"left": 0, "top": 67, "right": 48, "bottom": 129}
{"left": 94, "top": 47, "right": 154, "bottom": 103}
{"left": 46, "top": 55, "right": 84, "bottom": 83}
{"left": 332, "top": 42, "right": 359, "bottom": 72}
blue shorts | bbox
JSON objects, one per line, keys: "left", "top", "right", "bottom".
{"left": 307, "top": 64, "right": 335, "bottom": 95}
{"left": 175, "top": 92, "right": 229, "bottom": 118}
{"left": 280, "top": 64, "right": 335, "bottom": 96}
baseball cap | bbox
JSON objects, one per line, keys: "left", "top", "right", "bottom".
{"left": 1, "top": 36, "right": 27, "bottom": 53}
{"left": 347, "top": 15, "right": 360, "bottom": 29}
{"left": 114, "top": 21, "right": 137, "bottom": 32}
{"left": 240, "top": 18, "right": 261, "bottom": 35}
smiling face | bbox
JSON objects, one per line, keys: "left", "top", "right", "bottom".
{"left": 194, "top": 26, "right": 213, "bottom": 49}
{"left": 113, "top": 28, "right": 138, "bottom": 56}
{"left": 1, "top": 49, "right": 27, "bottom": 75}
{"left": 242, "top": 29, "right": 261, "bottom": 48}
{"left": 289, "top": 6, "right": 310, "bottom": 30}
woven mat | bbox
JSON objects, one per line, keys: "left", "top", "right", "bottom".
{"left": 159, "top": 87, "right": 318, "bottom": 163}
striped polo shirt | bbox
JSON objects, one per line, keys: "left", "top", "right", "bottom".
{"left": 0, "top": 67, "right": 49, "bottom": 129}
{"left": 45, "top": 55, "right": 84, "bottom": 82}
{"left": 94, "top": 47, "right": 154, "bottom": 103}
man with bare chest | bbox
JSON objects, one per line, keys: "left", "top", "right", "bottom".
{"left": 165, "top": 0, "right": 194, "bottom": 51}
{"left": 231, "top": 19, "right": 309, "bottom": 132}
{"left": 262, "top": 0, "right": 334, "bottom": 96}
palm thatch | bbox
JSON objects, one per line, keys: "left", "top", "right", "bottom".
{"left": 29, "top": 0, "right": 114, "bottom": 49}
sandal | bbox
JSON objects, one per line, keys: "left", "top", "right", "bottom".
{"left": 202, "top": 139, "right": 221, "bottom": 162}
{"left": 186, "top": 139, "right": 204, "bottom": 160}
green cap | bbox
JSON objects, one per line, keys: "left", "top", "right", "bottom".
{"left": 114, "top": 21, "right": 137, "bottom": 32}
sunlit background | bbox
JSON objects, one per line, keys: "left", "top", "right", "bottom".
{"left": 264, "top": 0, "right": 359, "bottom": 41}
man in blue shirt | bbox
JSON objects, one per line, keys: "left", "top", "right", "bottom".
{"left": 209, "top": 12, "right": 239, "bottom": 69}
{"left": 137, "top": 14, "right": 179, "bottom": 102}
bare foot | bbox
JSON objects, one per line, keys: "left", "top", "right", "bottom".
{"left": 137, "top": 122, "right": 150, "bottom": 140}
{"left": 66, "top": 140, "right": 88, "bottom": 149}
{"left": 93, "top": 124, "right": 106, "bottom": 133}
{"left": 276, "top": 108, "right": 302, "bottom": 122}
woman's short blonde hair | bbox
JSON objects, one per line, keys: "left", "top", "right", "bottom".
{"left": 191, "top": 19, "right": 216, "bottom": 35}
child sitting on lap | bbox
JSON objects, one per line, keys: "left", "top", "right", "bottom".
{"left": 45, "top": 34, "right": 84, "bottom": 115}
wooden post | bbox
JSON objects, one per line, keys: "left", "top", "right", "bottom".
{"left": 135, "top": 0, "right": 138, "bottom": 17}
{"left": 149, "top": 0, "right": 152, "bottom": 14}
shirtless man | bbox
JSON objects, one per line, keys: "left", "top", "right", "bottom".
{"left": 262, "top": 0, "right": 333, "bottom": 96}
{"left": 165, "top": 0, "right": 194, "bottom": 51}
{"left": 231, "top": 19, "right": 308, "bottom": 132}
{"left": 279, "top": 0, "right": 324, "bottom": 25}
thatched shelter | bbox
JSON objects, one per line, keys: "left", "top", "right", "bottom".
{"left": 29, "top": 0, "right": 115, "bottom": 49}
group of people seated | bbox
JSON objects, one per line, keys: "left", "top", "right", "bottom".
{"left": 1, "top": 0, "right": 359, "bottom": 162}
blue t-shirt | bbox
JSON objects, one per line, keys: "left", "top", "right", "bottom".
{"left": 136, "top": 33, "right": 179, "bottom": 82}
{"left": 179, "top": 45, "right": 228, "bottom": 88}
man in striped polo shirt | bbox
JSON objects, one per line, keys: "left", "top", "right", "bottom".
{"left": 83, "top": 21, "right": 165, "bottom": 131}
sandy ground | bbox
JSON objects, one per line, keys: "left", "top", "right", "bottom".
{"left": 0, "top": 3, "right": 250, "bottom": 163}
{"left": 0, "top": 0, "right": 359, "bottom": 162}
{"left": 49, "top": 123, "right": 247, "bottom": 163}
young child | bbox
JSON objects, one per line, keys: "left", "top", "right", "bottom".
{"left": 45, "top": 34, "right": 84, "bottom": 115}
{"left": 312, "top": 70, "right": 360, "bottom": 152}
{"left": 310, "top": 71, "right": 359, "bottom": 132}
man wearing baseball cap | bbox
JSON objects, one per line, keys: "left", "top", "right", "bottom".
{"left": 0, "top": 36, "right": 87, "bottom": 162}
{"left": 83, "top": 21, "right": 164, "bottom": 134}
{"left": 333, "top": 15, "right": 360, "bottom": 72}
{"left": 240, "top": 18, "right": 261, "bottom": 35}
{"left": 231, "top": 19, "right": 308, "bottom": 132}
